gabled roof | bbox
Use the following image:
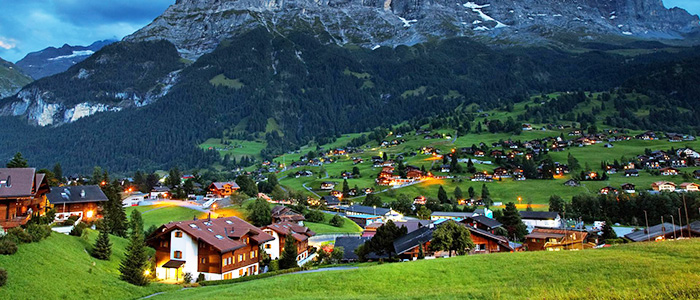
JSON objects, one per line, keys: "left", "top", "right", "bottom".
{"left": 464, "top": 215, "right": 502, "bottom": 229}
{"left": 0, "top": 168, "right": 48, "bottom": 198}
{"left": 47, "top": 185, "right": 108, "bottom": 204}
{"left": 321, "top": 195, "right": 340, "bottom": 205}
{"left": 519, "top": 211, "right": 559, "bottom": 220}
{"left": 466, "top": 226, "right": 512, "bottom": 251}
{"left": 263, "top": 221, "right": 315, "bottom": 242}
{"left": 271, "top": 205, "right": 305, "bottom": 222}
{"left": 431, "top": 211, "right": 475, "bottom": 218}
{"left": 334, "top": 236, "right": 371, "bottom": 261}
{"left": 393, "top": 226, "right": 434, "bottom": 255}
{"left": 209, "top": 181, "right": 239, "bottom": 190}
{"left": 624, "top": 223, "right": 678, "bottom": 242}
{"left": 338, "top": 205, "right": 391, "bottom": 216}
{"left": 149, "top": 216, "right": 274, "bottom": 253}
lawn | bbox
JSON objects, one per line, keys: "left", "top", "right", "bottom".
{"left": 125, "top": 205, "right": 208, "bottom": 229}
{"left": 0, "top": 231, "right": 177, "bottom": 300}
{"left": 304, "top": 212, "right": 363, "bottom": 234}
{"left": 148, "top": 239, "right": 700, "bottom": 300}
{"left": 199, "top": 138, "right": 267, "bottom": 160}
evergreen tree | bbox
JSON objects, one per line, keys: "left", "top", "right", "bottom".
{"left": 103, "top": 179, "right": 128, "bottom": 237}
{"left": 329, "top": 214, "right": 345, "bottom": 227}
{"left": 468, "top": 186, "right": 476, "bottom": 199}
{"left": 236, "top": 175, "right": 258, "bottom": 197}
{"left": 279, "top": 234, "right": 298, "bottom": 270}
{"left": 119, "top": 233, "right": 149, "bottom": 286}
{"left": 267, "top": 173, "right": 279, "bottom": 187}
{"left": 92, "top": 222, "right": 112, "bottom": 260}
{"left": 365, "top": 220, "right": 407, "bottom": 257}
{"left": 568, "top": 153, "right": 581, "bottom": 171}
{"left": 362, "top": 194, "right": 382, "bottom": 207}
{"left": 548, "top": 195, "right": 565, "bottom": 215}
{"left": 6, "top": 152, "right": 28, "bottom": 168}
{"left": 499, "top": 202, "right": 528, "bottom": 241}
{"left": 481, "top": 184, "right": 491, "bottom": 206}
{"left": 249, "top": 198, "right": 272, "bottom": 227}
{"left": 417, "top": 243, "right": 425, "bottom": 259}
{"left": 52, "top": 163, "right": 64, "bottom": 183}
{"left": 454, "top": 187, "right": 464, "bottom": 202}
{"left": 382, "top": 152, "right": 388, "bottom": 161}
{"left": 129, "top": 210, "right": 144, "bottom": 237}
{"left": 342, "top": 179, "right": 350, "bottom": 197}
{"left": 437, "top": 186, "right": 449, "bottom": 204}
{"left": 352, "top": 166, "right": 360, "bottom": 176}
{"left": 601, "top": 218, "right": 617, "bottom": 241}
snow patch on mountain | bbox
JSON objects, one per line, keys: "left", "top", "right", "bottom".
{"left": 48, "top": 50, "right": 95, "bottom": 61}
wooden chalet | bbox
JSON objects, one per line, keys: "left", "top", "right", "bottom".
{"left": 262, "top": 222, "right": 315, "bottom": 262}
{"left": 208, "top": 181, "right": 240, "bottom": 197}
{"left": 147, "top": 216, "right": 274, "bottom": 282}
{"left": 46, "top": 185, "right": 108, "bottom": 221}
{"left": 466, "top": 226, "right": 515, "bottom": 254}
{"left": 679, "top": 182, "right": 700, "bottom": 192}
{"left": 270, "top": 205, "right": 305, "bottom": 225}
{"left": 525, "top": 228, "right": 594, "bottom": 251}
{"left": 0, "top": 168, "right": 50, "bottom": 230}
{"left": 651, "top": 181, "right": 676, "bottom": 192}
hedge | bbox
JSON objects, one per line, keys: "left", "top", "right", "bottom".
{"left": 199, "top": 267, "right": 304, "bottom": 286}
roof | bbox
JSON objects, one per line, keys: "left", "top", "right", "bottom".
{"left": 393, "top": 226, "right": 434, "bottom": 255}
{"left": 271, "top": 206, "right": 305, "bottom": 222}
{"left": 684, "top": 221, "right": 700, "bottom": 233}
{"left": 162, "top": 260, "right": 186, "bottom": 268}
{"left": 263, "top": 221, "right": 315, "bottom": 242}
{"left": 0, "top": 168, "right": 48, "bottom": 198}
{"left": 209, "top": 181, "right": 239, "bottom": 190}
{"left": 321, "top": 195, "right": 340, "bottom": 205}
{"left": 431, "top": 211, "right": 475, "bottom": 218}
{"left": 47, "top": 185, "right": 109, "bottom": 204}
{"left": 338, "top": 205, "right": 391, "bottom": 216}
{"left": 526, "top": 231, "right": 566, "bottom": 239}
{"left": 465, "top": 215, "right": 502, "bottom": 229}
{"left": 624, "top": 223, "right": 682, "bottom": 242}
{"left": 519, "top": 211, "right": 559, "bottom": 220}
{"left": 334, "top": 236, "right": 371, "bottom": 261}
{"left": 149, "top": 216, "right": 274, "bottom": 253}
{"left": 467, "top": 226, "right": 512, "bottom": 251}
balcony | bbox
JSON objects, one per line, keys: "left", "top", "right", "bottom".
{"left": 0, "top": 214, "right": 31, "bottom": 229}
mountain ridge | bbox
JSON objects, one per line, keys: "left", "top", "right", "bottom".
{"left": 0, "top": 57, "right": 33, "bottom": 99}
{"left": 16, "top": 39, "right": 117, "bottom": 79}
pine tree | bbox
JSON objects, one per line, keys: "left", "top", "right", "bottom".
{"left": 454, "top": 187, "right": 463, "bottom": 202}
{"left": 342, "top": 179, "right": 350, "bottom": 197}
{"left": 279, "top": 234, "right": 298, "bottom": 270}
{"left": 129, "top": 210, "right": 144, "bottom": 237}
{"left": 119, "top": 233, "right": 149, "bottom": 286}
{"left": 468, "top": 186, "right": 476, "bottom": 199}
{"left": 92, "top": 222, "right": 112, "bottom": 260}
{"left": 52, "top": 163, "right": 64, "bottom": 183}
{"left": 481, "top": 184, "right": 491, "bottom": 206}
{"left": 437, "top": 186, "right": 449, "bottom": 204}
{"left": 417, "top": 243, "right": 425, "bottom": 259}
{"left": 499, "top": 202, "right": 528, "bottom": 241}
{"left": 6, "top": 152, "right": 28, "bottom": 168}
{"left": 249, "top": 198, "right": 271, "bottom": 227}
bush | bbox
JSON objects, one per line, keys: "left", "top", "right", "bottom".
{"left": 26, "top": 224, "right": 51, "bottom": 242}
{"left": 304, "top": 210, "right": 324, "bottom": 223}
{"left": 199, "top": 267, "right": 303, "bottom": 286}
{"left": 63, "top": 219, "right": 76, "bottom": 226}
{"left": 183, "top": 272, "right": 193, "bottom": 283}
{"left": 70, "top": 223, "right": 88, "bottom": 237}
{"left": 0, "top": 240, "right": 18, "bottom": 255}
{"left": 0, "top": 268, "right": 6, "bottom": 287}
{"left": 6, "top": 227, "right": 31, "bottom": 244}
{"left": 269, "top": 259, "right": 279, "bottom": 272}
{"left": 68, "top": 215, "right": 80, "bottom": 222}
{"left": 329, "top": 214, "right": 345, "bottom": 227}
{"left": 196, "top": 273, "right": 205, "bottom": 283}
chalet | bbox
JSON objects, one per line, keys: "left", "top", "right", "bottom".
{"left": 406, "top": 169, "right": 424, "bottom": 179}
{"left": 150, "top": 186, "right": 171, "bottom": 199}
{"left": 522, "top": 124, "right": 533, "bottom": 131}
{"left": 337, "top": 205, "right": 401, "bottom": 220}
{"left": 47, "top": 185, "right": 108, "bottom": 221}
{"left": 363, "top": 188, "right": 374, "bottom": 195}
{"left": 0, "top": 168, "right": 50, "bottom": 230}
{"left": 474, "top": 150, "right": 485, "bottom": 157}
{"left": 413, "top": 196, "right": 427, "bottom": 205}
{"left": 393, "top": 226, "right": 444, "bottom": 260}
{"left": 490, "top": 150, "right": 505, "bottom": 159}
{"left": 606, "top": 168, "right": 617, "bottom": 175}
{"left": 353, "top": 158, "right": 364, "bottom": 165}
{"left": 320, "top": 182, "right": 337, "bottom": 190}
{"left": 320, "top": 195, "right": 340, "bottom": 206}
{"left": 341, "top": 171, "right": 353, "bottom": 179}
{"left": 624, "top": 222, "right": 700, "bottom": 242}
{"left": 568, "top": 130, "right": 582, "bottom": 136}
{"left": 679, "top": 182, "right": 700, "bottom": 192}
{"left": 430, "top": 211, "right": 474, "bottom": 222}
{"left": 262, "top": 222, "right": 315, "bottom": 262}
{"left": 329, "top": 190, "right": 343, "bottom": 198}
{"left": 122, "top": 192, "right": 148, "bottom": 207}
{"left": 651, "top": 181, "right": 676, "bottom": 192}
{"left": 294, "top": 170, "right": 313, "bottom": 178}
{"left": 348, "top": 188, "right": 358, "bottom": 196}
{"left": 599, "top": 186, "right": 618, "bottom": 195}
{"left": 621, "top": 183, "right": 636, "bottom": 194}
{"left": 563, "top": 179, "right": 580, "bottom": 187}
{"left": 660, "top": 167, "right": 679, "bottom": 176}
{"left": 467, "top": 226, "right": 515, "bottom": 254}
{"left": 525, "top": 228, "right": 594, "bottom": 251}
{"left": 493, "top": 167, "right": 510, "bottom": 178}
{"left": 334, "top": 236, "right": 372, "bottom": 262}
{"left": 147, "top": 216, "right": 274, "bottom": 282}
{"left": 636, "top": 131, "right": 657, "bottom": 140}
{"left": 471, "top": 172, "right": 493, "bottom": 182}
{"left": 624, "top": 169, "right": 639, "bottom": 177}
{"left": 670, "top": 158, "right": 687, "bottom": 168}
{"left": 270, "top": 206, "right": 305, "bottom": 225}
{"left": 677, "top": 148, "right": 700, "bottom": 159}
{"left": 519, "top": 211, "right": 562, "bottom": 230}
{"left": 462, "top": 215, "right": 502, "bottom": 232}
{"left": 362, "top": 220, "right": 429, "bottom": 238}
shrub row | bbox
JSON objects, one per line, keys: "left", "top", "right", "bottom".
{"left": 0, "top": 224, "right": 52, "bottom": 256}
{"left": 199, "top": 267, "right": 304, "bottom": 286}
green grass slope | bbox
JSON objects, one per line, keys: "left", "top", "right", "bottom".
{"left": 0, "top": 57, "right": 32, "bottom": 98}
{"left": 151, "top": 240, "right": 700, "bottom": 300}
{"left": 0, "top": 231, "right": 177, "bottom": 300}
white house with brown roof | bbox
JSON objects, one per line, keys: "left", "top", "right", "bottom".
{"left": 679, "top": 182, "right": 700, "bottom": 192}
{"left": 651, "top": 181, "right": 676, "bottom": 192}
{"left": 147, "top": 216, "right": 274, "bottom": 282}
{"left": 208, "top": 181, "right": 240, "bottom": 197}
{"left": 262, "top": 222, "right": 315, "bottom": 262}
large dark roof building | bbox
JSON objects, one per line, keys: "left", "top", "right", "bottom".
{"left": 0, "top": 168, "right": 50, "bottom": 229}
{"left": 47, "top": 185, "right": 109, "bottom": 220}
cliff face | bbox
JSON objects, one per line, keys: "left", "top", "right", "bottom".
{"left": 126, "top": 0, "right": 700, "bottom": 59}
{"left": 0, "top": 58, "right": 32, "bottom": 99}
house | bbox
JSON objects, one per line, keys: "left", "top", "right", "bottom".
{"left": 393, "top": 226, "right": 440, "bottom": 260}
{"left": 679, "top": 182, "right": 700, "bottom": 192}
{"left": 147, "top": 216, "right": 274, "bottom": 282}
{"left": 262, "top": 222, "right": 315, "bottom": 262}
{"left": 623, "top": 222, "right": 700, "bottom": 242}
{"left": 474, "top": 208, "right": 493, "bottom": 219}
{"left": 599, "top": 186, "right": 618, "bottom": 195}
{"left": 334, "top": 236, "right": 372, "bottom": 262}
{"left": 150, "top": 186, "right": 171, "bottom": 199}
{"left": 270, "top": 206, "right": 305, "bottom": 225}
{"left": 493, "top": 167, "right": 510, "bottom": 178}
{"left": 462, "top": 215, "right": 502, "bottom": 232}
{"left": 47, "top": 185, "right": 108, "bottom": 221}
{"left": 563, "top": 179, "right": 580, "bottom": 187}
{"left": 621, "top": 183, "right": 636, "bottom": 194}
{"left": 522, "top": 124, "right": 533, "bottom": 131}
{"left": 320, "top": 182, "right": 336, "bottom": 190}
{"left": 519, "top": 211, "right": 562, "bottom": 230}
{"left": 122, "top": 192, "right": 149, "bottom": 207}
{"left": 466, "top": 226, "right": 514, "bottom": 254}
{"left": 320, "top": 195, "right": 340, "bottom": 206}
{"left": 294, "top": 170, "right": 313, "bottom": 178}
{"left": 440, "top": 165, "right": 451, "bottom": 173}
{"left": 651, "top": 181, "right": 676, "bottom": 192}
{"left": 0, "top": 168, "right": 50, "bottom": 230}
{"left": 677, "top": 148, "right": 700, "bottom": 159}
{"left": 208, "top": 182, "right": 240, "bottom": 197}
{"left": 525, "top": 228, "right": 594, "bottom": 251}
{"left": 362, "top": 220, "right": 430, "bottom": 238}
{"left": 341, "top": 172, "right": 353, "bottom": 179}
{"left": 606, "top": 168, "right": 617, "bottom": 175}
{"left": 430, "top": 211, "right": 474, "bottom": 222}
{"left": 474, "top": 150, "right": 485, "bottom": 157}
{"left": 660, "top": 167, "right": 679, "bottom": 176}
{"left": 413, "top": 196, "right": 426, "bottom": 205}
{"left": 625, "top": 169, "right": 639, "bottom": 177}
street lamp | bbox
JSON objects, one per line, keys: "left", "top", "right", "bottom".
{"left": 517, "top": 196, "right": 522, "bottom": 205}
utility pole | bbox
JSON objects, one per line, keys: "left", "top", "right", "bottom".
{"left": 683, "top": 195, "right": 690, "bottom": 238}
{"left": 671, "top": 215, "right": 676, "bottom": 239}
{"left": 678, "top": 208, "right": 684, "bottom": 238}
{"left": 644, "top": 210, "right": 650, "bottom": 242}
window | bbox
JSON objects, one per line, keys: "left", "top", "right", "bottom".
{"left": 265, "top": 244, "right": 271, "bottom": 249}
{"left": 250, "top": 251, "right": 255, "bottom": 259}
{"left": 476, "top": 244, "right": 486, "bottom": 251}
{"left": 239, "top": 269, "right": 244, "bottom": 276}
{"left": 174, "top": 231, "right": 182, "bottom": 238}
{"left": 201, "top": 258, "right": 206, "bottom": 264}
{"left": 238, "top": 254, "right": 243, "bottom": 262}
{"left": 252, "top": 265, "right": 257, "bottom": 274}
{"left": 174, "top": 251, "right": 182, "bottom": 259}
{"left": 160, "top": 241, "right": 169, "bottom": 248}
{"left": 224, "top": 272, "right": 232, "bottom": 280}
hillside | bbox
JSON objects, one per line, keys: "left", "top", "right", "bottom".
{"left": 0, "top": 231, "right": 177, "bottom": 299}
{"left": 0, "top": 57, "right": 32, "bottom": 98}
{"left": 15, "top": 40, "right": 116, "bottom": 79}
{"left": 149, "top": 239, "right": 700, "bottom": 299}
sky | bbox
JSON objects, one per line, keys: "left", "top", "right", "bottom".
{"left": 0, "top": 0, "right": 698, "bottom": 63}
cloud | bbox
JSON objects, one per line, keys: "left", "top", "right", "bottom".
{"left": 0, "top": 0, "right": 173, "bottom": 62}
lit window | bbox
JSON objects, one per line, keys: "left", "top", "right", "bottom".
{"left": 201, "top": 258, "right": 205, "bottom": 264}
{"left": 238, "top": 254, "right": 243, "bottom": 262}
{"left": 174, "top": 251, "right": 182, "bottom": 259}
{"left": 174, "top": 231, "right": 182, "bottom": 238}
{"left": 265, "top": 244, "right": 271, "bottom": 249}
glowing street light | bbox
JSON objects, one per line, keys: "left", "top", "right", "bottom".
{"left": 517, "top": 196, "right": 522, "bottom": 205}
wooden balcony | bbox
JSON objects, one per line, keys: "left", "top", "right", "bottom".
{"left": 0, "top": 214, "right": 31, "bottom": 229}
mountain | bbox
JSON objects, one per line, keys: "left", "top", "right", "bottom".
{"left": 15, "top": 40, "right": 116, "bottom": 79}
{"left": 125, "top": 0, "right": 700, "bottom": 60}
{"left": 0, "top": 57, "right": 32, "bottom": 98}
